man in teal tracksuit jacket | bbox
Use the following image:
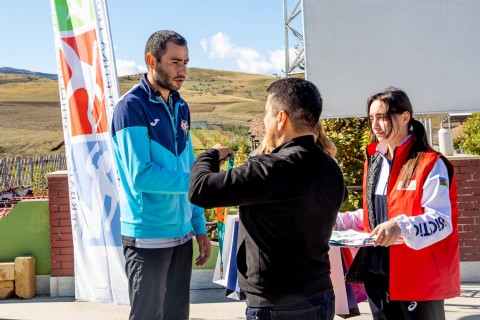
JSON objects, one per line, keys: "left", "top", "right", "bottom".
{"left": 111, "top": 30, "right": 210, "bottom": 320}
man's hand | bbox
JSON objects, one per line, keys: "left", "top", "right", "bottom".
{"left": 212, "top": 144, "right": 235, "bottom": 165}
{"left": 371, "top": 220, "right": 401, "bottom": 247}
{"left": 195, "top": 234, "right": 212, "bottom": 267}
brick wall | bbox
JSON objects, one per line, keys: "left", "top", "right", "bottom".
{"left": 47, "top": 172, "right": 74, "bottom": 277}
{"left": 448, "top": 156, "right": 480, "bottom": 262}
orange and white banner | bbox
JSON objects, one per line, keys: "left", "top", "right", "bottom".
{"left": 50, "top": 0, "right": 128, "bottom": 304}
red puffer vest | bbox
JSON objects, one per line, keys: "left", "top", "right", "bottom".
{"left": 362, "top": 136, "right": 460, "bottom": 300}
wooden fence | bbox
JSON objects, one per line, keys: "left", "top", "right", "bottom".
{"left": 0, "top": 154, "right": 67, "bottom": 192}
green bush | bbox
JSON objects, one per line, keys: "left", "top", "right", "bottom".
{"left": 453, "top": 136, "right": 463, "bottom": 151}
{"left": 323, "top": 118, "right": 369, "bottom": 211}
{"left": 461, "top": 112, "right": 480, "bottom": 155}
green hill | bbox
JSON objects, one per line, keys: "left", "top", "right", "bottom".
{"left": 0, "top": 68, "right": 275, "bottom": 158}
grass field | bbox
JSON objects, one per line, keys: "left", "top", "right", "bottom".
{"left": 0, "top": 68, "right": 275, "bottom": 158}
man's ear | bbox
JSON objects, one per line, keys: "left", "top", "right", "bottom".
{"left": 277, "top": 110, "right": 288, "bottom": 131}
{"left": 145, "top": 53, "right": 155, "bottom": 69}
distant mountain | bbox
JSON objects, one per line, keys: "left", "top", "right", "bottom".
{"left": 0, "top": 67, "right": 57, "bottom": 80}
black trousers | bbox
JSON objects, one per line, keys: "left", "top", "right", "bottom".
{"left": 364, "top": 271, "right": 445, "bottom": 320}
{"left": 123, "top": 239, "right": 193, "bottom": 320}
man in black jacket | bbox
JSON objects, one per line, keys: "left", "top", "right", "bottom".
{"left": 189, "top": 78, "right": 345, "bottom": 320}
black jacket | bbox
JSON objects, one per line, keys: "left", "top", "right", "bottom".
{"left": 189, "top": 135, "right": 346, "bottom": 307}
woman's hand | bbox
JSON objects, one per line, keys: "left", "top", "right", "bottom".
{"left": 370, "top": 220, "right": 401, "bottom": 247}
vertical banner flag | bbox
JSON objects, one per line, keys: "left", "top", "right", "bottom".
{"left": 50, "top": 0, "right": 128, "bottom": 304}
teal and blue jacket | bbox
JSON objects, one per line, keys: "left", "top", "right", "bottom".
{"left": 111, "top": 74, "right": 206, "bottom": 238}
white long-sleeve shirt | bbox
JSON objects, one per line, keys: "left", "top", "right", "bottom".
{"left": 336, "top": 157, "right": 453, "bottom": 250}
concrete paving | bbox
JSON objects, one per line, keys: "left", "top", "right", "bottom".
{"left": 0, "top": 270, "right": 479, "bottom": 320}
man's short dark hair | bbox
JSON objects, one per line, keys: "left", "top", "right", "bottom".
{"left": 266, "top": 77, "right": 322, "bottom": 132}
{"left": 144, "top": 30, "right": 187, "bottom": 65}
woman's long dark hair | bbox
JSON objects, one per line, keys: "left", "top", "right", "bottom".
{"left": 366, "top": 87, "right": 430, "bottom": 188}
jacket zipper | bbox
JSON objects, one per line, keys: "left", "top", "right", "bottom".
{"left": 165, "top": 103, "right": 178, "bottom": 157}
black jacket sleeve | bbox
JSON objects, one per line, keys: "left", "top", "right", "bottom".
{"left": 189, "top": 148, "right": 305, "bottom": 208}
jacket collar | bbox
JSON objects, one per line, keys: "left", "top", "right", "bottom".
{"left": 271, "top": 135, "right": 315, "bottom": 153}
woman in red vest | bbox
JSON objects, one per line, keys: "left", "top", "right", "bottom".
{"left": 336, "top": 88, "right": 460, "bottom": 320}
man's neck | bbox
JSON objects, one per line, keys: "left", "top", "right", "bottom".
{"left": 146, "top": 74, "right": 170, "bottom": 102}
{"left": 157, "top": 88, "right": 170, "bottom": 103}
{"left": 276, "top": 131, "right": 314, "bottom": 147}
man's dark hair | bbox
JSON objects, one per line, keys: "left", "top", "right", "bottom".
{"left": 144, "top": 30, "right": 187, "bottom": 65}
{"left": 266, "top": 77, "right": 322, "bottom": 132}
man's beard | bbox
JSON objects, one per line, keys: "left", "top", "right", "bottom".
{"left": 153, "top": 66, "right": 180, "bottom": 91}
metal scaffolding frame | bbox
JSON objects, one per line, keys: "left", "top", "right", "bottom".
{"left": 283, "top": 0, "right": 305, "bottom": 77}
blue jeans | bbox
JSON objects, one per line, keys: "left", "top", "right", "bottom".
{"left": 246, "top": 289, "right": 335, "bottom": 320}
